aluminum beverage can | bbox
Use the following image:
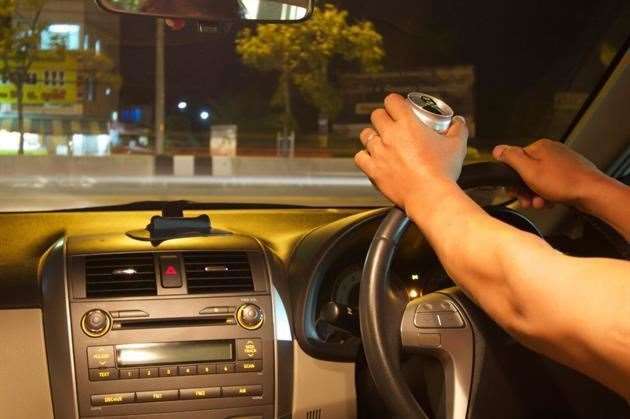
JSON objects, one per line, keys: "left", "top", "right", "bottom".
{"left": 407, "top": 92, "right": 454, "bottom": 134}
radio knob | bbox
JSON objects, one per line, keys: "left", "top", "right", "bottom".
{"left": 81, "top": 309, "right": 111, "bottom": 337}
{"left": 236, "top": 304, "right": 263, "bottom": 330}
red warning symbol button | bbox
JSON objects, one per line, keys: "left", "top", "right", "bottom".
{"left": 159, "top": 255, "right": 183, "bottom": 288}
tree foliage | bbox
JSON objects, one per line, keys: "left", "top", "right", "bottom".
{"left": 0, "top": 0, "right": 120, "bottom": 154}
{"left": 236, "top": 3, "right": 384, "bottom": 135}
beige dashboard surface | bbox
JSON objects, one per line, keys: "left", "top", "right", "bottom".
{"left": 0, "top": 309, "right": 54, "bottom": 419}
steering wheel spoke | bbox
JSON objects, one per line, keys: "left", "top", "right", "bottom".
{"left": 401, "top": 292, "right": 474, "bottom": 419}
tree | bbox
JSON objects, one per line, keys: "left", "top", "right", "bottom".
{"left": 0, "top": 0, "right": 48, "bottom": 154}
{"left": 236, "top": 3, "right": 384, "bottom": 138}
{"left": 0, "top": 0, "right": 120, "bottom": 154}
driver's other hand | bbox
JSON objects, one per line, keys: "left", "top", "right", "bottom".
{"left": 493, "top": 139, "right": 604, "bottom": 209}
{"left": 354, "top": 93, "right": 469, "bottom": 211}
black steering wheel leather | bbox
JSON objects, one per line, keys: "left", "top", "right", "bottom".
{"left": 359, "top": 162, "right": 529, "bottom": 419}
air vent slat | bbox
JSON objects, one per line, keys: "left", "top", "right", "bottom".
{"left": 183, "top": 252, "right": 254, "bottom": 294}
{"left": 85, "top": 253, "right": 157, "bottom": 298}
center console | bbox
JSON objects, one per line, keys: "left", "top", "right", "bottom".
{"left": 41, "top": 232, "right": 288, "bottom": 419}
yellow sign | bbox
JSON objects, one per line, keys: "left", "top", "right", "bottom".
{"left": 0, "top": 54, "right": 78, "bottom": 106}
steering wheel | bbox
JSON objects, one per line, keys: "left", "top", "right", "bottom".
{"left": 359, "top": 161, "right": 530, "bottom": 419}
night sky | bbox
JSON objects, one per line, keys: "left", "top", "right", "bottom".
{"left": 116, "top": 0, "right": 628, "bottom": 143}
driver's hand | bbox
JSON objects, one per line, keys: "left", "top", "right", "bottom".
{"left": 355, "top": 93, "right": 468, "bottom": 211}
{"left": 492, "top": 139, "right": 604, "bottom": 209}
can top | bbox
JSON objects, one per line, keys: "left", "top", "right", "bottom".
{"left": 407, "top": 92, "right": 454, "bottom": 120}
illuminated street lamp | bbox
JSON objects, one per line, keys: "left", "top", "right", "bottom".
{"left": 200, "top": 110, "right": 210, "bottom": 121}
{"left": 177, "top": 101, "right": 188, "bottom": 110}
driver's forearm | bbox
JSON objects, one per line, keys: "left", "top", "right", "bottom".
{"left": 405, "top": 180, "right": 560, "bottom": 336}
{"left": 404, "top": 180, "right": 630, "bottom": 397}
{"left": 578, "top": 175, "right": 630, "bottom": 241}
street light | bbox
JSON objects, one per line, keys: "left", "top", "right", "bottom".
{"left": 177, "top": 101, "right": 188, "bottom": 110}
{"left": 200, "top": 110, "right": 210, "bottom": 121}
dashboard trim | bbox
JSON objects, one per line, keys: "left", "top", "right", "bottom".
{"left": 289, "top": 208, "right": 388, "bottom": 361}
{"left": 41, "top": 238, "right": 81, "bottom": 419}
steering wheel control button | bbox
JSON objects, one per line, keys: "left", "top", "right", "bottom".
{"left": 91, "top": 393, "right": 135, "bottom": 406}
{"left": 414, "top": 312, "right": 441, "bottom": 328}
{"left": 236, "top": 360, "right": 262, "bottom": 373}
{"left": 180, "top": 387, "right": 221, "bottom": 400}
{"left": 236, "top": 338, "right": 262, "bottom": 360}
{"left": 89, "top": 368, "right": 119, "bottom": 381}
{"left": 136, "top": 389, "right": 179, "bottom": 403}
{"left": 416, "top": 300, "right": 456, "bottom": 313}
{"left": 87, "top": 346, "right": 115, "bottom": 368}
{"left": 159, "top": 255, "right": 183, "bottom": 288}
{"left": 236, "top": 304, "right": 264, "bottom": 330}
{"left": 437, "top": 311, "right": 464, "bottom": 328}
{"left": 81, "top": 309, "right": 111, "bottom": 337}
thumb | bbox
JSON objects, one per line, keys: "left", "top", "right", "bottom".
{"left": 446, "top": 115, "right": 468, "bottom": 145}
{"left": 493, "top": 145, "right": 535, "bottom": 177}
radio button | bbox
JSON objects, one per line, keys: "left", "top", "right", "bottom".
{"left": 159, "top": 366, "right": 178, "bottom": 377}
{"left": 136, "top": 390, "right": 179, "bottom": 403}
{"left": 139, "top": 367, "right": 159, "bottom": 378}
{"left": 199, "top": 306, "right": 229, "bottom": 314}
{"left": 236, "top": 338, "right": 262, "bottom": 360}
{"left": 87, "top": 346, "right": 115, "bottom": 368}
{"left": 197, "top": 364, "right": 217, "bottom": 374}
{"left": 119, "top": 368, "right": 139, "bottom": 379}
{"left": 222, "top": 385, "right": 263, "bottom": 398}
{"left": 89, "top": 368, "right": 118, "bottom": 381}
{"left": 236, "top": 360, "right": 262, "bottom": 373}
{"left": 178, "top": 365, "right": 197, "bottom": 376}
{"left": 180, "top": 387, "right": 221, "bottom": 400}
{"left": 91, "top": 392, "right": 135, "bottom": 406}
{"left": 217, "top": 363, "right": 235, "bottom": 374}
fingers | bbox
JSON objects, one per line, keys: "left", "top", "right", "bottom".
{"left": 493, "top": 145, "right": 536, "bottom": 178}
{"left": 384, "top": 93, "right": 413, "bottom": 121}
{"left": 354, "top": 150, "right": 375, "bottom": 177}
{"left": 446, "top": 115, "right": 468, "bottom": 144}
{"left": 507, "top": 187, "right": 547, "bottom": 209}
{"left": 359, "top": 128, "right": 384, "bottom": 155}
{"left": 371, "top": 108, "right": 393, "bottom": 135}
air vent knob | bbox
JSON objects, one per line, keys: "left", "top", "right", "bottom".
{"left": 81, "top": 309, "right": 111, "bottom": 337}
{"left": 236, "top": 304, "right": 263, "bottom": 330}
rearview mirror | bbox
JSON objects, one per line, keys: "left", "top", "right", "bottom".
{"left": 96, "top": 0, "right": 312, "bottom": 22}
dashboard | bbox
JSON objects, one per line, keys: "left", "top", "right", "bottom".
{"left": 0, "top": 202, "right": 625, "bottom": 419}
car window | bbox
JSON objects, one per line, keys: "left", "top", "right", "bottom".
{"left": 0, "top": 0, "right": 628, "bottom": 211}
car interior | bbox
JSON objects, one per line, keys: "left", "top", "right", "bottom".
{"left": 0, "top": 0, "right": 629, "bottom": 418}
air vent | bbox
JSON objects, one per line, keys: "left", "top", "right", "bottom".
{"left": 85, "top": 253, "right": 157, "bottom": 298}
{"left": 183, "top": 252, "right": 254, "bottom": 294}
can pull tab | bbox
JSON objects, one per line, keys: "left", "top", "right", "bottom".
{"left": 407, "top": 92, "right": 454, "bottom": 134}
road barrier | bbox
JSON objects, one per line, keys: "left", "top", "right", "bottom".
{"left": 0, "top": 155, "right": 362, "bottom": 178}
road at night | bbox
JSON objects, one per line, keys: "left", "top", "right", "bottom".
{"left": 0, "top": 175, "right": 388, "bottom": 212}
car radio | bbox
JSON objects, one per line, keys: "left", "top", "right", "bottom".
{"left": 42, "top": 234, "right": 281, "bottom": 419}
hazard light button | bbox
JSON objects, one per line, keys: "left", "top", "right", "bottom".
{"left": 159, "top": 255, "right": 183, "bottom": 288}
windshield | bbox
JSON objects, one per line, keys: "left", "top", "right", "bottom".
{"left": 1, "top": 0, "right": 628, "bottom": 211}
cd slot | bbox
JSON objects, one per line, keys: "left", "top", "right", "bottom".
{"left": 112, "top": 314, "right": 235, "bottom": 330}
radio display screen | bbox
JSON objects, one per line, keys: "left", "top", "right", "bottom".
{"left": 116, "top": 340, "right": 233, "bottom": 366}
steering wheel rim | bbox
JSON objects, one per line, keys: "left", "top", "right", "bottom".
{"left": 359, "top": 161, "right": 529, "bottom": 419}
